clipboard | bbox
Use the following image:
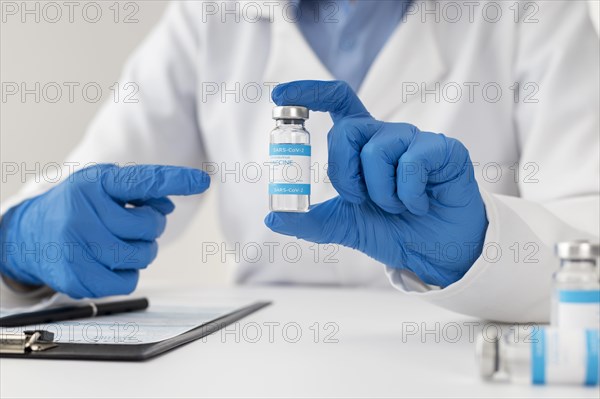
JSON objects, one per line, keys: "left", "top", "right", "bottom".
{"left": 0, "top": 301, "right": 270, "bottom": 361}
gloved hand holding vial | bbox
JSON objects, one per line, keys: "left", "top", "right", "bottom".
{"left": 265, "top": 80, "right": 488, "bottom": 287}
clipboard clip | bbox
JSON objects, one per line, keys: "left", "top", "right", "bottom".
{"left": 0, "top": 330, "right": 57, "bottom": 354}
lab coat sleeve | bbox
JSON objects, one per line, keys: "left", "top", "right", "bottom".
{"left": 0, "top": 2, "right": 205, "bottom": 302}
{"left": 386, "top": 1, "right": 600, "bottom": 323}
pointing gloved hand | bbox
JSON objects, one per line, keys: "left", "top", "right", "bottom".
{"left": 265, "top": 80, "right": 488, "bottom": 287}
{"left": 0, "top": 164, "right": 210, "bottom": 298}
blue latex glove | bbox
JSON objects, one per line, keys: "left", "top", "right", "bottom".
{"left": 0, "top": 164, "right": 210, "bottom": 298}
{"left": 265, "top": 81, "right": 488, "bottom": 287}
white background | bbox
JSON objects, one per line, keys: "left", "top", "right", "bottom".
{"left": 1, "top": 1, "right": 599, "bottom": 286}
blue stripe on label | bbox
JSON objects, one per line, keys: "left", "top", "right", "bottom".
{"left": 559, "top": 290, "right": 600, "bottom": 304}
{"left": 585, "top": 330, "right": 599, "bottom": 386}
{"left": 531, "top": 328, "right": 546, "bottom": 385}
{"left": 270, "top": 144, "right": 311, "bottom": 156}
{"left": 269, "top": 184, "right": 311, "bottom": 195}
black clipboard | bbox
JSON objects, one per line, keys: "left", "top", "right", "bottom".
{"left": 0, "top": 301, "right": 270, "bottom": 361}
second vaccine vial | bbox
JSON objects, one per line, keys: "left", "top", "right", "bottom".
{"left": 552, "top": 241, "right": 600, "bottom": 329}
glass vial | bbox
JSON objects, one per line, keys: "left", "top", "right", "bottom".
{"left": 269, "top": 106, "right": 311, "bottom": 212}
{"left": 551, "top": 241, "right": 600, "bottom": 329}
{"left": 476, "top": 327, "right": 599, "bottom": 385}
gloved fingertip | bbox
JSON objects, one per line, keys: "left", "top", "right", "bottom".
{"left": 271, "top": 82, "right": 301, "bottom": 106}
{"left": 264, "top": 212, "right": 283, "bottom": 231}
{"left": 265, "top": 211, "right": 305, "bottom": 237}
{"left": 162, "top": 202, "right": 176, "bottom": 215}
{"left": 149, "top": 197, "right": 176, "bottom": 215}
{"left": 112, "top": 270, "right": 140, "bottom": 296}
{"left": 149, "top": 240, "right": 159, "bottom": 263}
{"left": 191, "top": 169, "right": 211, "bottom": 193}
{"left": 271, "top": 85, "right": 283, "bottom": 104}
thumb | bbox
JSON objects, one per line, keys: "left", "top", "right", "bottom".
{"left": 264, "top": 197, "right": 358, "bottom": 247}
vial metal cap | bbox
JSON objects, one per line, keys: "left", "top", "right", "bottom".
{"left": 555, "top": 240, "right": 600, "bottom": 260}
{"left": 272, "top": 106, "right": 309, "bottom": 120}
{"left": 475, "top": 333, "right": 499, "bottom": 380}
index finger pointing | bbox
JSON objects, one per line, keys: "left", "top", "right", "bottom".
{"left": 272, "top": 80, "right": 370, "bottom": 123}
{"left": 102, "top": 165, "right": 210, "bottom": 202}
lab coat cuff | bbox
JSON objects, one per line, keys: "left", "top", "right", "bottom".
{"left": 0, "top": 272, "right": 54, "bottom": 309}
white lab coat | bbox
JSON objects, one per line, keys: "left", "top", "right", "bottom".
{"left": 2, "top": 1, "right": 598, "bottom": 322}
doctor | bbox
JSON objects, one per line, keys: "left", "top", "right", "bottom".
{"left": 1, "top": 1, "right": 598, "bottom": 322}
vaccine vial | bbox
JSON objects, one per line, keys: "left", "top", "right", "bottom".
{"left": 551, "top": 241, "right": 600, "bottom": 329}
{"left": 269, "top": 106, "right": 311, "bottom": 212}
{"left": 476, "top": 327, "right": 599, "bottom": 385}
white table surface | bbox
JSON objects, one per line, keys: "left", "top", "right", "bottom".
{"left": 1, "top": 282, "right": 598, "bottom": 398}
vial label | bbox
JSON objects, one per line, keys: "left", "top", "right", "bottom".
{"left": 269, "top": 144, "right": 311, "bottom": 195}
{"left": 557, "top": 290, "right": 600, "bottom": 330}
{"left": 531, "top": 329, "right": 599, "bottom": 385}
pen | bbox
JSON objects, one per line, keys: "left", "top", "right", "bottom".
{"left": 0, "top": 297, "right": 149, "bottom": 327}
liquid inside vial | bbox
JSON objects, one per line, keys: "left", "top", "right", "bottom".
{"left": 269, "top": 106, "right": 311, "bottom": 212}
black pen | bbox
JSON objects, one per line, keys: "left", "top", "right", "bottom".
{"left": 0, "top": 297, "right": 149, "bottom": 327}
